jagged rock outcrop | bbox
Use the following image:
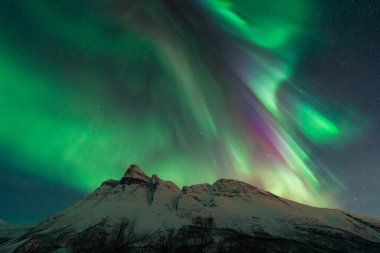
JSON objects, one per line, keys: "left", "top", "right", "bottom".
{"left": 1, "top": 165, "right": 380, "bottom": 253}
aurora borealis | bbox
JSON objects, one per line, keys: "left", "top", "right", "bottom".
{"left": 1, "top": 0, "right": 380, "bottom": 223}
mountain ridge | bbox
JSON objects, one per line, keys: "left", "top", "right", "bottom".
{"left": 1, "top": 164, "right": 380, "bottom": 253}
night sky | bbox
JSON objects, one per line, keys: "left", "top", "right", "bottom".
{"left": 0, "top": 0, "right": 379, "bottom": 224}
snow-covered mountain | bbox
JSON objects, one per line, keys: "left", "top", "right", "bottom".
{"left": 1, "top": 165, "right": 380, "bottom": 253}
{"left": 0, "top": 225, "right": 31, "bottom": 247}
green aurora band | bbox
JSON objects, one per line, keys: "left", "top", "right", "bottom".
{"left": 0, "top": 0, "right": 363, "bottom": 207}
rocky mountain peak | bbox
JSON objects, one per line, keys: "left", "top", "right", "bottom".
{"left": 213, "top": 179, "right": 262, "bottom": 194}
{"left": 124, "top": 164, "right": 148, "bottom": 180}
{"left": 115, "top": 165, "right": 180, "bottom": 193}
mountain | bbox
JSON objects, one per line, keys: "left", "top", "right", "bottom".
{"left": 0, "top": 225, "right": 31, "bottom": 247}
{"left": 1, "top": 165, "right": 380, "bottom": 253}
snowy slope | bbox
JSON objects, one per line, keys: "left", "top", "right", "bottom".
{"left": 0, "top": 224, "right": 31, "bottom": 246}
{"left": 1, "top": 165, "right": 380, "bottom": 253}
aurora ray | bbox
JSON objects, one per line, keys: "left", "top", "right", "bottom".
{"left": 0, "top": 0, "right": 363, "bottom": 208}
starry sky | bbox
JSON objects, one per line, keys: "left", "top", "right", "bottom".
{"left": 0, "top": 0, "right": 379, "bottom": 223}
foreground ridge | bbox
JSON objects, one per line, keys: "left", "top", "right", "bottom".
{"left": 1, "top": 165, "right": 380, "bottom": 253}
